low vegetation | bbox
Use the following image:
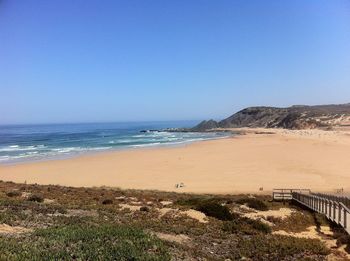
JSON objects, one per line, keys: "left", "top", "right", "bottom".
{"left": 235, "top": 234, "right": 330, "bottom": 260}
{"left": 196, "top": 201, "right": 233, "bottom": 221}
{"left": 0, "top": 181, "right": 343, "bottom": 260}
{"left": 236, "top": 197, "right": 268, "bottom": 211}
{"left": 175, "top": 196, "right": 211, "bottom": 207}
{"left": 102, "top": 198, "right": 113, "bottom": 205}
{"left": 314, "top": 212, "right": 330, "bottom": 227}
{"left": 6, "top": 191, "right": 21, "bottom": 198}
{"left": 272, "top": 211, "right": 315, "bottom": 233}
{"left": 27, "top": 194, "right": 44, "bottom": 203}
{"left": 0, "top": 224, "right": 169, "bottom": 260}
{"left": 337, "top": 234, "right": 350, "bottom": 253}
{"left": 329, "top": 223, "right": 350, "bottom": 253}
{"left": 223, "top": 216, "right": 271, "bottom": 234}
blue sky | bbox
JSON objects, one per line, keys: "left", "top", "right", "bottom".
{"left": 1, "top": 0, "right": 350, "bottom": 124}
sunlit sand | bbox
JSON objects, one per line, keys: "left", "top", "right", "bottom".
{"left": 1, "top": 128, "right": 349, "bottom": 194}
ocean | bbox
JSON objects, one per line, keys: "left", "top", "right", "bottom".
{"left": 0, "top": 121, "right": 230, "bottom": 164}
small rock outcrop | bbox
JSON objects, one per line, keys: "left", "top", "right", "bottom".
{"left": 190, "top": 120, "right": 219, "bottom": 131}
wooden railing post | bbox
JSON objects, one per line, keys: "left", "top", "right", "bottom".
{"left": 326, "top": 200, "right": 329, "bottom": 216}
{"left": 344, "top": 209, "right": 347, "bottom": 229}
{"left": 315, "top": 197, "right": 317, "bottom": 210}
{"left": 318, "top": 198, "right": 321, "bottom": 212}
{"left": 309, "top": 196, "right": 311, "bottom": 207}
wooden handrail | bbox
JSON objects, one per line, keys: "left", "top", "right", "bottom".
{"left": 291, "top": 191, "right": 350, "bottom": 234}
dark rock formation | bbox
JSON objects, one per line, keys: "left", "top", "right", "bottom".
{"left": 190, "top": 120, "right": 219, "bottom": 132}
{"left": 140, "top": 129, "right": 162, "bottom": 133}
{"left": 219, "top": 106, "right": 286, "bottom": 128}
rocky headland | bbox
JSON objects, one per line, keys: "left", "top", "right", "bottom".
{"left": 191, "top": 103, "right": 350, "bottom": 131}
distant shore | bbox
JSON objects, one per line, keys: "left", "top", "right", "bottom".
{"left": 0, "top": 128, "right": 350, "bottom": 194}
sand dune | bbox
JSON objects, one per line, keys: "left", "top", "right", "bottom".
{"left": 0, "top": 128, "right": 349, "bottom": 194}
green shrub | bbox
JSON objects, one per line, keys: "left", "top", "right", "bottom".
{"left": 314, "top": 213, "right": 329, "bottom": 227}
{"left": 266, "top": 215, "right": 282, "bottom": 223}
{"left": 176, "top": 196, "right": 234, "bottom": 221}
{"left": 337, "top": 234, "right": 350, "bottom": 246}
{"left": 245, "top": 218, "right": 271, "bottom": 234}
{"left": 102, "top": 199, "right": 113, "bottom": 205}
{"left": 27, "top": 194, "right": 44, "bottom": 203}
{"left": 197, "top": 202, "right": 233, "bottom": 221}
{"left": 236, "top": 198, "right": 268, "bottom": 211}
{"left": 236, "top": 234, "right": 330, "bottom": 259}
{"left": 6, "top": 191, "right": 21, "bottom": 197}
{"left": 223, "top": 217, "right": 271, "bottom": 235}
{"left": 274, "top": 212, "right": 315, "bottom": 233}
{"left": 0, "top": 211, "right": 28, "bottom": 226}
{"left": 140, "top": 206, "right": 150, "bottom": 212}
{"left": 339, "top": 235, "right": 350, "bottom": 253}
{"left": 176, "top": 196, "right": 209, "bottom": 207}
{"left": 0, "top": 224, "right": 170, "bottom": 260}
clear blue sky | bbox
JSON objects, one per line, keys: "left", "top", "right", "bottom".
{"left": 1, "top": 0, "right": 350, "bottom": 124}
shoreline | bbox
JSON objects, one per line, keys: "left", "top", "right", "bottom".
{"left": 0, "top": 128, "right": 350, "bottom": 194}
{"left": 0, "top": 133, "right": 234, "bottom": 166}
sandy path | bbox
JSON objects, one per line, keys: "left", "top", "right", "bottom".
{"left": 0, "top": 129, "right": 349, "bottom": 194}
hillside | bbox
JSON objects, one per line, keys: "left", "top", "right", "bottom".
{"left": 192, "top": 103, "right": 350, "bottom": 131}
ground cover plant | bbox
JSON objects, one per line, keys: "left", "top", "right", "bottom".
{"left": 0, "top": 224, "right": 169, "bottom": 261}
{"left": 0, "top": 181, "right": 346, "bottom": 260}
{"left": 196, "top": 201, "right": 233, "bottom": 221}
{"left": 223, "top": 216, "right": 272, "bottom": 234}
{"left": 236, "top": 197, "right": 268, "bottom": 211}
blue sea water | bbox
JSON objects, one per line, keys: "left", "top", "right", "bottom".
{"left": 0, "top": 121, "right": 230, "bottom": 164}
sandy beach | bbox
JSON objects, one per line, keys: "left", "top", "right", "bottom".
{"left": 0, "top": 128, "right": 350, "bottom": 194}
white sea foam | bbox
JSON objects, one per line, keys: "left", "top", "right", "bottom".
{"left": 51, "top": 146, "right": 112, "bottom": 154}
{"left": 0, "top": 125, "right": 231, "bottom": 164}
{"left": 0, "top": 156, "right": 10, "bottom": 161}
{"left": 27, "top": 151, "right": 38, "bottom": 155}
{"left": 132, "top": 135, "right": 146, "bottom": 138}
{"left": 117, "top": 139, "right": 136, "bottom": 143}
{"left": 0, "top": 145, "right": 46, "bottom": 152}
{"left": 131, "top": 142, "right": 161, "bottom": 148}
{"left": 87, "top": 147, "right": 111, "bottom": 151}
{"left": 51, "top": 147, "right": 78, "bottom": 153}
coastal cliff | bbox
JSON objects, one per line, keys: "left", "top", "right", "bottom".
{"left": 192, "top": 103, "right": 350, "bottom": 130}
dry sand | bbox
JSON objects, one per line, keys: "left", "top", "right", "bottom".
{"left": 0, "top": 224, "right": 32, "bottom": 235}
{"left": 243, "top": 207, "right": 295, "bottom": 221}
{"left": 0, "top": 128, "right": 350, "bottom": 194}
{"left": 154, "top": 232, "right": 190, "bottom": 244}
